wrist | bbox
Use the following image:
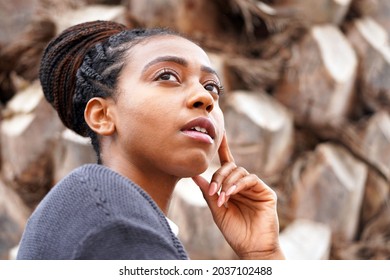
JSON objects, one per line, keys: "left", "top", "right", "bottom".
{"left": 238, "top": 247, "right": 286, "bottom": 260}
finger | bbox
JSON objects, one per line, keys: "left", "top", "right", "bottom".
{"left": 192, "top": 175, "right": 226, "bottom": 212}
{"left": 217, "top": 166, "right": 249, "bottom": 207}
{"left": 222, "top": 171, "right": 253, "bottom": 207}
{"left": 192, "top": 175, "right": 221, "bottom": 204}
{"left": 225, "top": 174, "right": 277, "bottom": 203}
{"left": 217, "top": 191, "right": 227, "bottom": 208}
{"left": 191, "top": 175, "right": 210, "bottom": 194}
{"left": 218, "top": 132, "right": 235, "bottom": 165}
{"left": 221, "top": 166, "right": 249, "bottom": 195}
{"left": 209, "top": 162, "right": 237, "bottom": 195}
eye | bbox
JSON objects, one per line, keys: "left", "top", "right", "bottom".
{"left": 155, "top": 69, "right": 180, "bottom": 83}
{"left": 204, "top": 81, "right": 224, "bottom": 96}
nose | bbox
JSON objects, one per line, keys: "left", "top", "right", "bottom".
{"left": 186, "top": 85, "right": 214, "bottom": 113}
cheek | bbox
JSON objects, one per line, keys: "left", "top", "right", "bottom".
{"left": 117, "top": 97, "right": 175, "bottom": 142}
{"left": 213, "top": 108, "right": 225, "bottom": 143}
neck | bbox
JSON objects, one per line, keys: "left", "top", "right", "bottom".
{"left": 103, "top": 156, "right": 179, "bottom": 215}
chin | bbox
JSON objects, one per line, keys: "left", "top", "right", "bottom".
{"left": 165, "top": 149, "right": 215, "bottom": 178}
{"left": 173, "top": 159, "right": 210, "bottom": 178}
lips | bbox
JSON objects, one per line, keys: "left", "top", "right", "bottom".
{"left": 181, "top": 117, "right": 216, "bottom": 144}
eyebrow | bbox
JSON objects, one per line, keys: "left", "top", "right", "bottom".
{"left": 142, "top": 55, "right": 219, "bottom": 78}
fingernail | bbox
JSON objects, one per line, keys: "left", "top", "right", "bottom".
{"left": 226, "top": 185, "right": 237, "bottom": 196}
{"left": 217, "top": 192, "right": 225, "bottom": 207}
{"left": 209, "top": 182, "right": 218, "bottom": 196}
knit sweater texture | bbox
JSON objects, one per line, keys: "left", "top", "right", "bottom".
{"left": 17, "top": 164, "right": 188, "bottom": 260}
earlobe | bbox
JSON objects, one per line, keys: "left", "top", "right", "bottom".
{"left": 84, "top": 97, "right": 116, "bottom": 136}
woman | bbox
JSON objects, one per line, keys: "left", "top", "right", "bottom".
{"left": 17, "top": 20, "right": 285, "bottom": 260}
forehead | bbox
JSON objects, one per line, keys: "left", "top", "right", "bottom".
{"left": 125, "top": 35, "right": 212, "bottom": 69}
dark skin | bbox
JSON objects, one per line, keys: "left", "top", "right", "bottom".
{"left": 84, "top": 35, "right": 285, "bottom": 260}
{"left": 193, "top": 133, "right": 285, "bottom": 260}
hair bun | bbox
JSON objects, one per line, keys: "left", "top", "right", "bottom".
{"left": 39, "top": 20, "right": 127, "bottom": 132}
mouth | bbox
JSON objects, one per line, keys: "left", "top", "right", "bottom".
{"left": 181, "top": 117, "right": 216, "bottom": 144}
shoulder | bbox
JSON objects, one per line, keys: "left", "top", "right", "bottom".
{"left": 73, "top": 217, "right": 187, "bottom": 260}
{"left": 18, "top": 164, "right": 188, "bottom": 259}
{"left": 25, "top": 164, "right": 157, "bottom": 226}
{"left": 45, "top": 164, "right": 146, "bottom": 209}
{"left": 66, "top": 164, "right": 164, "bottom": 217}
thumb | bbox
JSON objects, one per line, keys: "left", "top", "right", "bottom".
{"left": 192, "top": 175, "right": 220, "bottom": 213}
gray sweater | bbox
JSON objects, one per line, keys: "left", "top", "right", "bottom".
{"left": 17, "top": 164, "right": 188, "bottom": 260}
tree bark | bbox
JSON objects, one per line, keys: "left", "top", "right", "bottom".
{"left": 275, "top": 24, "right": 357, "bottom": 127}
{"left": 224, "top": 90, "right": 294, "bottom": 182}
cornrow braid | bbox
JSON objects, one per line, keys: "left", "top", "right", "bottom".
{"left": 39, "top": 20, "right": 178, "bottom": 162}
{"left": 40, "top": 20, "right": 127, "bottom": 135}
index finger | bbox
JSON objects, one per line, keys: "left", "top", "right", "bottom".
{"left": 218, "top": 132, "right": 235, "bottom": 165}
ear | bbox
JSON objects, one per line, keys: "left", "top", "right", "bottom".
{"left": 84, "top": 97, "right": 116, "bottom": 136}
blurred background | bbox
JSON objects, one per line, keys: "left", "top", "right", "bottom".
{"left": 0, "top": 0, "right": 389, "bottom": 260}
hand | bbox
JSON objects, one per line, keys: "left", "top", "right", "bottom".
{"left": 192, "top": 133, "right": 285, "bottom": 260}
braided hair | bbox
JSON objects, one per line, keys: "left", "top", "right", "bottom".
{"left": 39, "top": 20, "right": 178, "bottom": 162}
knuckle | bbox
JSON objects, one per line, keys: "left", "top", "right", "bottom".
{"left": 269, "top": 188, "right": 277, "bottom": 200}
{"left": 212, "top": 162, "right": 236, "bottom": 179}
{"left": 236, "top": 166, "right": 248, "bottom": 175}
{"left": 213, "top": 169, "right": 227, "bottom": 179}
{"left": 248, "top": 173, "right": 258, "bottom": 181}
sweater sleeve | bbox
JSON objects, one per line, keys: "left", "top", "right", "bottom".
{"left": 73, "top": 218, "right": 183, "bottom": 260}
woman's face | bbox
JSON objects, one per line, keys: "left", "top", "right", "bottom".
{"left": 111, "top": 35, "right": 224, "bottom": 178}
